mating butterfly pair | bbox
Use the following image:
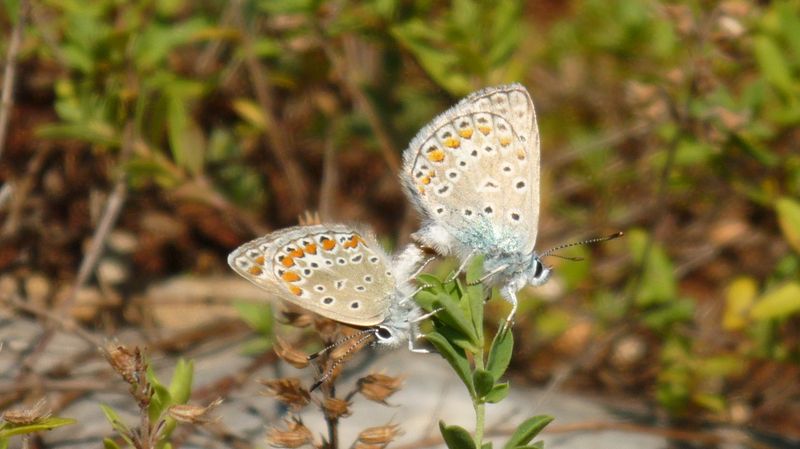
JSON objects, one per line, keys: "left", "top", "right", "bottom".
{"left": 229, "top": 84, "right": 560, "bottom": 355}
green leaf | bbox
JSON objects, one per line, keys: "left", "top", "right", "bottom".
{"left": 751, "top": 282, "right": 800, "bottom": 320}
{"left": 487, "top": 326, "right": 513, "bottom": 380}
{"left": 99, "top": 404, "right": 131, "bottom": 441}
{"left": 776, "top": 197, "right": 800, "bottom": 253}
{"left": 628, "top": 229, "right": 676, "bottom": 305}
{"left": 754, "top": 35, "right": 795, "bottom": 95}
{"left": 390, "top": 19, "right": 472, "bottom": 95}
{"left": 439, "top": 421, "right": 476, "bottom": 449}
{"left": 465, "top": 256, "right": 486, "bottom": 340}
{"left": 642, "top": 299, "right": 695, "bottom": 332}
{"left": 0, "top": 418, "right": 76, "bottom": 438}
{"left": 168, "top": 359, "right": 194, "bottom": 405}
{"left": 482, "top": 443, "right": 493, "bottom": 449}
{"left": 430, "top": 291, "right": 479, "bottom": 346}
{"left": 147, "top": 366, "right": 172, "bottom": 422}
{"left": 0, "top": 436, "right": 8, "bottom": 449}
{"left": 103, "top": 438, "right": 122, "bottom": 449}
{"left": 425, "top": 331, "right": 474, "bottom": 395}
{"left": 484, "top": 382, "right": 509, "bottom": 403}
{"left": 234, "top": 301, "right": 274, "bottom": 334}
{"left": 417, "top": 274, "right": 445, "bottom": 292}
{"left": 503, "top": 415, "right": 554, "bottom": 449}
{"left": 240, "top": 336, "right": 274, "bottom": 355}
{"left": 473, "top": 369, "right": 495, "bottom": 399}
{"left": 167, "top": 91, "right": 206, "bottom": 176}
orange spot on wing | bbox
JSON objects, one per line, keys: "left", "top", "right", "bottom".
{"left": 281, "top": 256, "right": 295, "bottom": 267}
{"left": 321, "top": 238, "right": 336, "bottom": 251}
{"left": 499, "top": 137, "right": 512, "bottom": 147}
{"left": 254, "top": 256, "right": 265, "bottom": 265}
{"left": 421, "top": 176, "right": 431, "bottom": 185}
{"left": 443, "top": 138, "right": 460, "bottom": 148}
{"left": 427, "top": 149, "right": 446, "bottom": 162}
{"left": 248, "top": 266, "right": 263, "bottom": 276}
{"left": 282, "top": 271, "right": 301, "bottom": 282}
{"left": 288, "top": 248, "right": 305, "bottom": 258}
{"left": 478, "top": 125, "right": 491, "bottom": 135}
{"left": 516, "top": 149, "right": 526, "bottom": 160}
{"left": 458, "top": 128, "right": 473, "bottom": 139}
{"left": 289, "top": 285, "right": 303, "bottom": 296}
{"left": 344, "top": 235, "right": 364, "bottom": 249}
{"left": 304, "top": 243, "right": 317, "bottom": 255}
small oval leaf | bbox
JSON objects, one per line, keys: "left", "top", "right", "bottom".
{"left": 473, "top": 369, "right": 495, "bottom": 399}
{"left": 751, "top": 282, "right": 800, "bottom": 320}
{"left": 425, "top": 332, "right": 474, "bottom": 395}
{"left": 503, "top": 415, "right": 554, "bottom": 449}
{"left": 485, "top": 382, "right": 510, "bottom": 403}
{"left": 487, "top": 326, "right": 513, "bottom": 380}
{"left": 439, "top": 421, "right": 476, "bottom": 449}
{"left": 776, "top": 197, "right": 800, "bottom": 253}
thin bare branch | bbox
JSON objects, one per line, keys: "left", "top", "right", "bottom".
{"left": 0, "top": 0, "right": 28, "bottom": 162}
{"left": 231, "top": 0, "right": 308, "bottom": 216}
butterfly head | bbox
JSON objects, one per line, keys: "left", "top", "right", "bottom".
{"left": 527, "top": 254, "right": 552, "bottom": 287}
{"left": 370, "top": 297, "right": 420, "bottom": 349}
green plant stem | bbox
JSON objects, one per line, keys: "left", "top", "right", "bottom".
{"left": 473, "top": 348, "right": 486, "bottom": 448}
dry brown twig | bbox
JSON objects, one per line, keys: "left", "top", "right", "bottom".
{"left": 231, "top": 0, "right": 308, "bottom": 219}
{"left": 0, "top": 0, "right": 28, "bottom": 162}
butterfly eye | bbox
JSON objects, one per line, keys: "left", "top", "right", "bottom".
{"left": 375, "top": 326, "right": 392, "bottom": 340}
{"left": 533, "top": 261, "right": 543, "bottom": 278}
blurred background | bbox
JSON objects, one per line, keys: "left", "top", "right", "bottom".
{"left": 0, "top": 0, "right": 799, "bottom": 446}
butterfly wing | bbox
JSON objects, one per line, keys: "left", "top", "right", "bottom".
{"left": 228, "top": 224, "right": 396, "bottom": 327}
{"left": 401, "top": 84, "right": 541, "bottom": 253}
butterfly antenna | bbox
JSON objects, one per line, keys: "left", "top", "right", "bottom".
{"left": 540, "top": 231, "right": 623, "bottom": 259}
{"left": 307, "top": 329, "right": 374, "bottom": 361}
{"left": 310, "top": 331, "right": 376, "bottom": 391}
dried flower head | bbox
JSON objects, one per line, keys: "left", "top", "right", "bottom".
{"left": 274, "top": 337, "right": 310, "bottom": 369}
{"left": 352, "top": 444, "right": 385, "bottom": 449}
{"left": 314, "top": 316, "right": 339, "bottom": 338}
{"left": 356, "top": 423, "right": 403, "bottom": 446}
{"left": 2, "top": 398, "right": 51, "bottom": 425}
{"left": 280, "top": 309, "right": 314, "bottom": 328}
{"left": 330, "top": 331, "right": 370, "bottom": 361}
{"left": 168, "top": 398, "right": 223, "bottom": 424}
{"left": 266, "top": 417, "right": 314, "bottom": 448}
{"left": 320, "top": 397, "right": 351, "bottom": 420}
{"left": 102, "top": 342, "right": 143, "bottom": 386}
{"left": 260, "top": 378, "right": 311, "bottom": 409}
{"left": 357, "top": 373, "right": 404, "bottom": 404}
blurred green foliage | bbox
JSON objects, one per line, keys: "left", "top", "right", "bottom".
{"left": 2, "top": 0, "right": 800, "bottom": 428}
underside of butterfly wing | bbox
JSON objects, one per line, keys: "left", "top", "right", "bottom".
{"left": 401, "top": 84, "right": 541, "bottom": 255}
{"left": 228, "top": 224, "right": 395, "bottom": 327}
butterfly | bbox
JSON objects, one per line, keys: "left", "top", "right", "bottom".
{"left": 228, "top": 224, "right": 432, "bottom": 354}
{"left": 400, "top": 84, "right": 567, "bottom": 326}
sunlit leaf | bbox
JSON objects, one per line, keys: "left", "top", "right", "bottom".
{"left": 751, "top": 282, "right": 800, "bottom": 320}
{"left": 776, "top": 197, "right": 800, "bottom": 253}
{"left": 723, "top": 277, "right": 757, "bottom": 331}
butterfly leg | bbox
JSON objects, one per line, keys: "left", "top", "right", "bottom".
{"left": 499, "top": 285, "right": 519, "bottom": 332}
{"left": 445, "top": 250, "right": 477, "bottom": 283}
{"left": 408, "top": 325, "right": 432, "bottom": 353}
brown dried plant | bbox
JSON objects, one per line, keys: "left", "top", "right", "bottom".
{"left": 263, "top": 308, "right": 407, "bottom": 449}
